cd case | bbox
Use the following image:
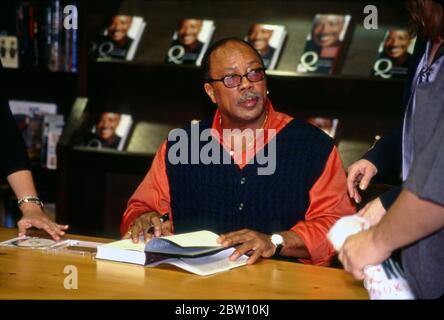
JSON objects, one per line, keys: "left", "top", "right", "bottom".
{"left": 0, "top": 235, "right": 103, "bottom": 255}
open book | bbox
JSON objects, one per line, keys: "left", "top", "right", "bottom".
{"left": 95, "top": 230, "right": 248, "bottom": 276}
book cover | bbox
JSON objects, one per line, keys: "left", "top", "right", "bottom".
{"left": 245, "top": 23, "right": 287, "bottom": 70}
{"left": 0, "top": 35, "right": 19, "bottom": 68}
{"left": 165, "top": 19, "right": 215, "bottom": 66}
{"left": 41, "top": 114, "right": 65, "bottom": 169}
{"left": 297, "top": 14, "right": 352, "bottom": 74}
{"left": 9, "top": 100, "right": 58, "bottom": 164}
{"left": 85, "top": 112, "right": 133, "bottom": 151}
{"left": 96, "top": 230, "right": 247, "bottom": 276}
{"left": 372, "top": 30, "right": 416, "bottom": 79}
{"left": 306, "top": 117, "right": 339, "bottom": 139}
{"left": 96, "top": 15, "right": 146, "bottom": 61}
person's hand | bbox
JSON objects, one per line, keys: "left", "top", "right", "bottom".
{"left": 338, "top": 228, "right": 392, "bottom": 280}
{"left": 122, "top": 212, "right": 172, "bottom": 243}
{"left": 356, "top": 197, "right": 386, "bottom": 227}
{"left": 17, "top": 210, "right": 69, "bottom": 241}
{"left": 347, "top": 159, "right": 378, "bottom": 203}
{"left": 217, "top": 229, "right": 276, "bottom": 264}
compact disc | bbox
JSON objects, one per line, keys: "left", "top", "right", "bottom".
{"left": 17, "top": 238, "right": 55, "bottom": 248}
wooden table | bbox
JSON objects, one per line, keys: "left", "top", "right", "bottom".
{"left": 0, "top": 227, "right": 368, "bottom": 299}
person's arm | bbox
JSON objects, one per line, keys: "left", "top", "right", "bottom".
{"left": 339, "top": 189, "right": 444, "bottom": 279}
{"left": 120, "top": 141, "right": 171, "bottom": 239}
{"left": 0, "top": 97, "right": 30, "bottom": 176}
{"left": 347, "top": 128, "right": 403, "bottom": 203}
{"left": 362, "top": 127, "right": 402, "bottom": 182}
{"left": 1, "top": 94, "right": 68, "bottom": 240}
{"left": 8, "top": 170, "right": 68, "bottom": 240}
{"left": 290, "top": 146, "right": 356, "bottom": 266}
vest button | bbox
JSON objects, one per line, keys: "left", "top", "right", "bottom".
{"left": 240, "top": 177, "right": 246, "bottom": 184}
{"left": 238, "top": 203, "right": 244, "bottom": 210}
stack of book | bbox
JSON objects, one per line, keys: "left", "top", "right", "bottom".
{"left": 9, "top": 100, "right": 64, "bottom": 169}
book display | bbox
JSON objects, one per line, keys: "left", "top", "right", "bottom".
{"left": 95, "top": 15, "right": 146, "bottom": 61}
{"left": 297, "top": 14, "right": 352, "bottom": 74}
{"left": 8, "top": 100, "right": 59, "bottom": 166}
{"left": 372, "top": 30, "right": 416, "bottom": 79}
{"left": 245, "top": 23, "right": 287, "bottom": 70}
{"left": 84, "top": 112, "right": 133, "bottom": 151}
{"left": 307, "top": 117, "right": 339, "bottom": 139}
{"left": 165, "top": 19, "right": 215, "bottom": 66}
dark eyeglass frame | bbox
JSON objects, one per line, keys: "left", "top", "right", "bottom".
{"left": 207, "top": 67, "right": 266, "bottom": 88}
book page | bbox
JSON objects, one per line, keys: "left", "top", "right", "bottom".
{"left": 101, "top": 239, "right": 144, "bottom": 251}
{"left": 161, "top": 230, "right": 222, "bottom": 247}
{"left": 148, "top": 248, "right": 248, "bottom": 276}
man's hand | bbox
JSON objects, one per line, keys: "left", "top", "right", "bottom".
{"left": 356, "top": 197, "right": 386, "bottom": 227}
{"left": 217, "top": 229, "right": 276, "bottom": 264}
{"left": 347, "top": 159, "right": 378, "bottom": 203}
{"left": 338, "top": 228, "right": 391, "bottom": 280}
{"left": 122, "top": 212, "right": 172, "bottom": 243}
{"left": 17, "top": 210, "right": 69, "bottom": 241}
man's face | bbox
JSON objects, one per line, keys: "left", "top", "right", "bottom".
{"left": 97, "top": 113, "right": 121, "bottom": 140}
{"left": 178, "top": 19, "right": 203, "bottom": 46}
{"left": 248, "top": 25, "right": 274, "bottom": 52}
{"left": 384, "top": 31, "right": 411, "bottom": 59}
{"left": 108, "top": 15, "right": 133, "bottom": 42}
{"left": 204, "top": 42, "right": 268, "bottom": 129}
{"left": 312, "top": 15, "right": 345, "bottom": 47}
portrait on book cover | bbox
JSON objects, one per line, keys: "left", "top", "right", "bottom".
{"left": 246, "top": 24, "right": 286, "bottom": 69}
{"left": 298, "top": 14, "right": 351, "bottom": 74}
{"left": 307, "top": 117, "right": 338, "bottom": 138}
{"left": 86, "top": 112, "right": 132, "bottom": 150}
{"left": 96, "top": 15, "right": 145, "bottom": 60}
{"left": 247, "top": 24, "right": 276, "bottom": 68}
{"left": 166, "top": 19, "right": 214, "bottom": 66}
{"left": 372, "top": 30, "right": 416, "bottom": 79}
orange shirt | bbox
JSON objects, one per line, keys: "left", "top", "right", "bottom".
{"left": 121, "top": 101, "right": 355, "bottom": 266}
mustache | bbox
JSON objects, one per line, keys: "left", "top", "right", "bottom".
{"left": 238, "top": 91, "right": 260, "bottom": 104}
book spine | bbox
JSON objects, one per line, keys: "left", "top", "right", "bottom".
{"left": 70, "top": 1, "right": 78, "bottom": 73}
{"left": 49, "top": 0, "right": 61, "bottom": 71}
{"left": 45, "top": 3, "right": 52, "bottom": 69}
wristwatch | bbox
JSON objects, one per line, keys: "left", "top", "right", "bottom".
{"left": 271, "top": 233, "right": 284, "bottom": 256}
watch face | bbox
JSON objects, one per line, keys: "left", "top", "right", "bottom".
{"left": 271, "top": 234, "right": 283, "bottom": 245}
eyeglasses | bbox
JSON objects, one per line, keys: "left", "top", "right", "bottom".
{"left": 208, "top": 67, "right": 266, "bottom": 88}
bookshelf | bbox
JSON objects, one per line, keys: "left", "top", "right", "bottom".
{"left": 3, "top": 0, "right": 408, "bottom": 237}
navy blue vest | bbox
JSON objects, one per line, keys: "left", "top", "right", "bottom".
{"left": 166, "top": 118, "right": 333, "bottom": 234}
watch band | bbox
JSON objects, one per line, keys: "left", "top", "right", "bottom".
{"left": 17, "top": 196, "right": 44, "bottom": 210}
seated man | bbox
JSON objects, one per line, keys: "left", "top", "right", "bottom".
{"left": 120, "top": 38, "right": 355, "bottom": 266}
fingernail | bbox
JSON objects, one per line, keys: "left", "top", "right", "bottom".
{"left": 359, "top": 183, "right": 365, "bottom": 190}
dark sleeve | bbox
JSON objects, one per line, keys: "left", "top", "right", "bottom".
{"left": 379, "top": 186, "right": 402, "bottom": 210}
{"left": 362, "top": 127, "right": 402, "bottom": 183}
{"left": 0, "top": 62, "right": 30, "bottom": 177}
